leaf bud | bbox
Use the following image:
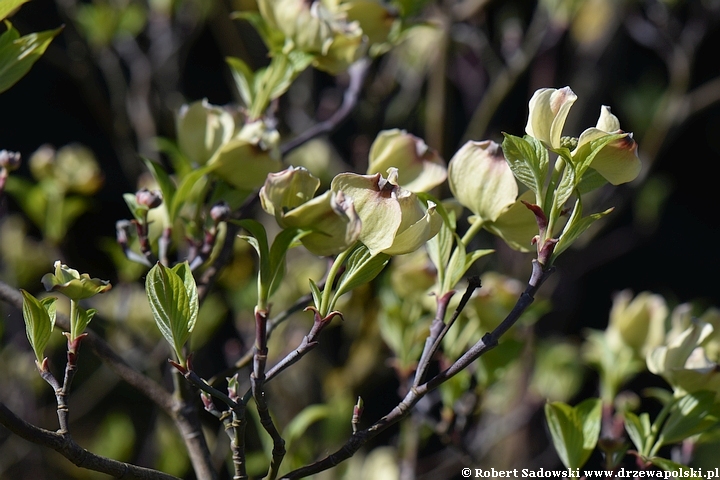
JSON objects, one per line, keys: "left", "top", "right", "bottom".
{"left": 0, "top": 150, "right": 21, "bottom": 171}
{"left": 135, "top": 188, "right": 163, "bottom": 209}
{"left": 210, "top": 201, "right": 231, "bottom": 223}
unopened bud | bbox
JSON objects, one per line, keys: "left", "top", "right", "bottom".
{"left": 210, "top": 201, "right": 231, "bottom": 223}
{"left": 0, "top": 150, "right": 21, "bottom": 171}
{"left": 560, "top": 136, "right": 578, "bottom": 150}
{"left": 135, "top": 188, "right": 163, "bottom": 209}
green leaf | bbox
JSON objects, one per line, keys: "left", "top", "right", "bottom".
{"left": 658, "top": 391, "right": 720, "bottom": 446}
{"left": 334, "top": 245, "right": 390, "bottom": 300}
{"left": 552, "top": 155, "right": 576, "bottom": 211}
{"left": 171, "top": 262, "right": 199, "bottom": 334}
{"left": 576, "top": 168, "right": 607, "bottom": 195}
{"left": 4, "top": 177, "right": 45, "bottom": 228}
{"left": 649, "top": 457, "right": 695, "bottom": 475}
{"left": 501, "top": 134, "right": 548, "bottom": 201}
{"left": 124, "top": 192, "right": 146, "bottom": 222}
{"left": 0, "top": 22, "right": 62, "bottom": 94}
{"left": 250, "top": 53, "right": 310, "bottom": 118}
{"left": 154, "top": 137, "right": 192, "bottom": 177}
{"left": 73, "top": 306, "right": 96, "bottom": 339}
{"left": 235, "top": 219, "right": 271, "bottom": 283}
{"left": 309, "top": 279, "right": 322, "bottom": 311}
{"left": 544, "top": 398, "right": 602, "bottom": 470}
{"left": 553, "top": 198, "right": 613, "bottom": 259}
{"left": 0, "top": 0, "right": 30, "bottom": 22}
{"left": 624, "top": 411, "right": 651, "bottom": 455}
{"left": 230, "top": 11, "right": 286, "bottom": 53}
{"left": 143, "top": 158, "right": 176, "bottom": 211}
{"left": 21, "top": 290, "right": 56, "bottom": 362}
{"left": 145, "top": 262, "right": 194, "bottom": 362}
{"left": 170, "top": 164, "right": 214, "bottom": 222}
{"left": 268, "top": 227, "right": 308, "bottom": 295}
{"left": 226, "top": 56, "right": 255, "bottom": 107}
{"left": 283, "top": 404, "right": 332, "bottom": 445}
{"left": 422, "top": 196, "right": 455, "bottom": 289}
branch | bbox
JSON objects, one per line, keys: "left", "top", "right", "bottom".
{"left": 208, "top": 292, "right": 313, "bottom": 386}
{"left": 280, "top": 261, "right": 553, "bottom": 479}
{"left": 461, "top": 5, "right": 550, "bottom": 142}
{"left": 414, "top": 277, "right": 481, "bottom": 387}
{"left": 280, "top": 58, "right": 370, "bottom": 156}
{"left": 0, "top": 280, "right": 217, "bottom": 480}
{"left": 197, "top": 192, "right": 260, "bottom": 302}
{"left": 0, "top": 402, "right": 180, "bottom": 480}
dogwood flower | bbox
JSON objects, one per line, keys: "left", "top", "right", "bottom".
{"left": 525, "top": 86, "right": 641, "bottom": 185}
{"left": 331, "top": 168, "right": 441, "bottom": 256}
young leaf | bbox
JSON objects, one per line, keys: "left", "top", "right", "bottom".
{"left": 268, "top": 227, "right": 308, "bottom": 295}
{"left": 283, "top": 404, "right": 332, "bottom": 446}
{"left": 235, "top": 219, "right": 271, "bottom": 286}
{"left": 0, "top": 22, "right": 63, "bottom": 94}
{"left": 309, "top": 279, "right": 322, "bottom": 311}
{"left": 226, "top": 56, "right": 255, "bottom": 107}
{"left": 145, "top": 262, "right": 194, "bottom": 362}
{"left": 545, "top": 398, "right": 602, "bottom": 470}
{"left": 230, "top": 11, "right": 286, "bottom": 53}
{"left": 143, "top": 157, "right": 175, "bottom": 210}
{"left": 123, "top": 192, "right": 146, "bottom": 222}
{"left": 169, "top": 164, "right": 214, "bottom": 222}
{"left": 658, "top": 391, "right": 720, "bottom": 447}
{"left": 171, "top": 262, "right": 199, "bottom": 335}
{"left": 553, "top": 198, "right": 613, "bottom": 259}
{"left": 501, "top": 134, "right": 548, "bottom": 201}
{"left": 0, "top": 0, "right": 30, "bottom": 22}
{"left": 649, "top": 457, "right": 696, "bottom": 476}
{"left": 552, "top": 156, "right": 576, "bottom": 212}
{"left": 21, "top": 290, "right": 56, "bottom": 363}
{"left": 73, "top": 306, "right": 97, "bottom": 339}
{"left": 624, "top": 411, "right": 651, "bottom": 455}
{"left": 334, "top": 245, "right": 390, "bottom": 299}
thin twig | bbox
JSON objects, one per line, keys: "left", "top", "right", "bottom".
{"left": 251, "top": 309, "right": 286, "bottom": 480}
{"left": 280, "top": 58, "right": 370, "bottom": 156}
{"left": 280, "top": 261, "right": 553, "bottom": 479}
{"left": 0, "top": 280, "right": 218, "bottom": 480}
{"left": 0, "top": 402, "right": 180, "bottom": 480}
{"left": 207, "top": 292, "right": 314, "bottom": 386}
{"left": 461, "top": 5, "right": 550, "bottom": 142}
{"left": 414, "top": 277, "right": 481, "bottom": 387}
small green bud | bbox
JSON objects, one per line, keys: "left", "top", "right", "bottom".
{"left": 559, "top": 136, "right": 578, "bottom": 150}
{"left": 135, "top": 188, "right": 163, "bottom": 209}
{"left": 29, "top": 144, "right": 56, "bottom": 181}
{"left": 367, "top": 129, "right": 446, "bottom": 193}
